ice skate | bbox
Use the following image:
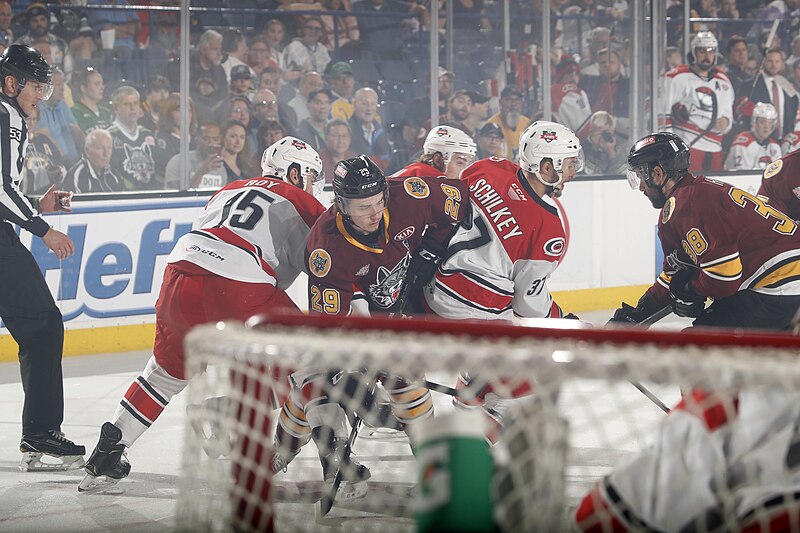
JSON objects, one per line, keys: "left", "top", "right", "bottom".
{"left": 78, "top": 422, "right": 131, "bottom": 494}
{"left": 312, "top": 426, "right": 371, "bottom": 502}
{"left": 19, "top": 430, "right": 86, "bottom": 472}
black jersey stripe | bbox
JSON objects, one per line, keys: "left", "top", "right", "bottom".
{"left": 434, "top": 280, "right": 511, "bottom": 315}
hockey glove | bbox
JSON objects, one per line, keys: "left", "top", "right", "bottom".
{"left": 608, "top": 294, "right": 661, "bottom": 324}
{"left": 671, "top": 102, "right": 690, "bottom": 125}
{"left": 668, "top": 268, "right": 705, "bottom": 317}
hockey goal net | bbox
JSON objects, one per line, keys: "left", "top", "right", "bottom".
{"left": 177, "top": 312, "right": 800, "bottom": 532}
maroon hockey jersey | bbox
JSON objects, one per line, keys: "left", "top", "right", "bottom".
{"left": 305, "top": 175, "right": 469, "bottom": 315}
{"left": 390, "top": 161, "right": 445, "bottom": 179}
{"left": 757, "top": 149, "right": 800, "bottom": 221}
{"left": 645, "top": 175, "right": 800, "bottom": 305}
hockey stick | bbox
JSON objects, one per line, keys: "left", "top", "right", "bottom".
{"left": 687, "top": 88, "right": 718, "bottom": 149}
{"left": 315, "top": 374, "right": 379, "bottom": 520}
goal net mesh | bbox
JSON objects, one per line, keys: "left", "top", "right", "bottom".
{"left": 176, "top": 313, "right": 800, "bottom": 532}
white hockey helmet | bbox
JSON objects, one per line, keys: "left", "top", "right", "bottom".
{"left": 753, "top": 101, "right": 778, "bottom": 122}
{"left": 519, "top": 121, "right": 584, "bottom": 190}
{"left": 423, "top": 125, "right": 477, "bottom": 165}
{"left": 261, "top": 136, "right": 324, "bottom": 196}
{"left": 691, "top": 31, "right": 718, "bottom": 52}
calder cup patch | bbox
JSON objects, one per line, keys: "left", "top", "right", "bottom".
{"left": 308, "top": 248, "right": 332, "bottom": 277}
{"left": 543, "top": 237, "right": 565, "bottom": 256}
{"left": 661, "top": 196, "right": 676, "bottom": 224}
{"left": 763, "top": 159, "right": 783, "bottom": 179}
{"left": 404, "top": 177, "right": 430, "bottom": 198}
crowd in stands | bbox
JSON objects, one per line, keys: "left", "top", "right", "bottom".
{"left": 6, "top": 0, "right": 800, "bottom": 193}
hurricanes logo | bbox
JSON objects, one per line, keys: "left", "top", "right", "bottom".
{"left": 404, "top": 177, "right": 429, "bottom": 198}
{"left": 637, "top": 136, "right": 656, "bottom": 149}
{"left": 435, "top": 127, "right": 449, "bottom": 137}
{"left": 291, "top": 139, "right": 307, "bottom": 150}
{"left": 335, "top": 164, "right": 348, "bottom": 178}
{"left": 543, "top": 237, "right": 565, "bottom": 256}
{"left": 369, "top": 255, "right": 410, "bottom": 308}
{"left": 540, "top": 130, "right": 558, "bottom": 143}
{"left": 308, "top": 248, "right": 332, "bottom": 277}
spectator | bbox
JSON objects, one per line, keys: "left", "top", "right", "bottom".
{"left": 724, "top": 35, "right": 751, "bottom": 99}
{"left": 787, "top": 34, "right": 800, "bottom": 70}
{"left": 257, "top": 65, "right": 282, "bottom": 97}
{"left": 287, "top": 70, "right": 323, "bottom": 127}
{"left": 552, "top": 55, "right": 592, "bottom": 134}
{"left": 319, "top": 118, "right": 355, "bottom": 182}
{"left": 580, "top": 47, "right": 629, "bottom": 120}
{"left": 139, "top": 75, "right": 171, "bottom": 133}
{"left": 464, "top": 90, "right": 491, "bottom": 133}
{"left": 283, "top": 16, "right": 330, "bottom": 75}
{"left": 67, "top": 18, "right": 96, "bottom": 70}
{"left": 192, "top": 75, "right": 220, "bottom": 124}
{"left": 86, "top": 0, "right": 141, "bottom": 53}
{"left": 228, "top": 64, "right": 253, "bottom": 98}
{"left": 297, "top": 88, "right": 332, "bottom": 151}
{"left": 71, "top": 66, "right": 114, "bottom": 133}
{"left": 220, "top": 28, "right": 251, "bottom": 82}
{"left": 264, "top": 19, "right": 287, "bottom": 70}
{"left": 487, "top": 86, "right": 529, "bottom": 160}
{"left": 581, "top": 26, "right": 612, "bottom": 76}
{"left": 154, "top": 93, "right": 196, "bottom": 178}
{"left": 64, "top": 128, "right": 122, "bottom": 193}
{"left": 443, "top": 89, "right": 475, "bottom": 136}
{"left": 164, "top": 121, "right": 227, "bottom": 190}
{"left": 47, "top": 1, "right": 87, "bottom": 44}
{"left": 215, "top": 95, "right": 257, "bottom": 161}
{"left": 0, "top": 0, "right": 13, "bottom": 46}
{"left": 348, "top": 87, "right": 390, "bottom": 167}
{"left": 319, "top": 0, "right": 359, "bottom": 52}
{"left": 725, "top": 102, "right": 782, "bottom": 170}
{"left": 353, "top": 0, "right": 416, "bottom": 55}
{"left": 475, "top": 122, "right": 503, "bottom": 159}
{"left": 219, "top": 120, "right": 253, "bottom": 183}
{"left": 793, "top": 62, "right": 800, "bottom": 94}
{"left": 252, "top": 87, "right": 296, "bottom": 137}
{"left": 578, "top": 111, "right": 627, "bottom": 176}
{"left": 246, "top": 35, "right": 279, "bottom": 80}
{"left": 405, "top": 67, "right": 454, "bottom": 135}
{"left": 22, "top": 104, "right": 67, "bottom": 195}
{"left": 38, "top": 68, "right": 82, "bottom": 166}
{"left": 16, "top": 3, "right": 71, "bottom": 76}
{"left": 665, "top": 46, "right": 682, "bottom": 70}
{"left": 750, "top": 48, "right": 799, "bottom": 139}
{"left": 252, "top": 119, "right": 287, "bottom": 171}
{"left": 108, "top": 85, "right": 158, "bottom": 190}
{"left": 328, "top": 61, "right": 355, "bottom": 121}
{"left": 190, "top": 30, "right": 227, "bottom": 113}
{"left": 663, "top": 31, "right": 734, "bottom": 172}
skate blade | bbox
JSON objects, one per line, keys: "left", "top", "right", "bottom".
{"left": 77, "top": 473, "right": 124, "bottom": 494}
{"left": 359, "top": 427, "right": 407, "bottom": 442}
{"left": 20, "top": 452, "right": 85, "bottom": 472}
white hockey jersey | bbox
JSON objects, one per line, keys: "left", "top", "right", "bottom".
{"left": 724, "top": 131, "right": 782, "bottom": 170}
{"left": 424, "top": 158, "right": 568, "bottom": 320}
{"left": 662, "top": 65, "right": 734, "bottom": 153}
{"left": 781, "top": 131, "right": 800, "bottom": 155}
{"left": 167, "top": 176, "right": 325, "bottom": 288}
{"left": 551, "top": 83, "right": 592, "bottom": 134}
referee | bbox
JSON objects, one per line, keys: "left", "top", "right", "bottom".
{"left": 0, "top": 44, "right": 85, "bottom": 471}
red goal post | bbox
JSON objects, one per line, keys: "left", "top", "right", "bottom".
{"left": 177, "top": 312, "right": 800, "bottom": 532}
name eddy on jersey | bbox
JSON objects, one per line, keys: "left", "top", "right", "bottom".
{"left": 470, "top": 178, "right": 524, "bottom": 240}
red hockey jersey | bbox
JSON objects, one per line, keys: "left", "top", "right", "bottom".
{"left": 305, "top": 175, "right": 469, "bottom": 315}
{"left": 424, "top": 157, "right": 569, "bottom": 320}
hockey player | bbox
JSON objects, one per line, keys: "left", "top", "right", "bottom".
{"left": 422, "top": 121, "right": 583, "bottom": 442}
{"left": 551, "top": 55, "right": 592, "bottom": 134}
{"left": 79, "top": 137, "right": 327, "bottom": 494}
{"left": 662, "top": 31, "right": 734, "bottom": 172}
{"left": 305, "top": 155, "right": 470, "bottom": 435}
{"left": 612, "top": 131, "right": 800, "bottom": 330}
{"left": 758, "top": 147, "right": 800, "bottom": 222}
{"left": 391, "top": 125, "right": 477, "bottom": 180}
{"left": 0, "top": 44, "right": 85, "bottom": 472}
{"left": 724, "top": 102, "right": 782, "bottom": 170}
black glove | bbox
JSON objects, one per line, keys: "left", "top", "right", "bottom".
{"left": 669, "top": 268, "right": 705, "bottom": 318}
{"left": 671, "top": 102, "right": 690, "bottom": 125}
{"left": 608, "top": 294, "right": 660, "bottom": 325}
{"left": 408, "top": 246, "right": 441, "bottom": 290}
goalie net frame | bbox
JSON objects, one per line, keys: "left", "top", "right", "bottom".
{"left": 176, "top": 312, "right": 800, "bottom": 532}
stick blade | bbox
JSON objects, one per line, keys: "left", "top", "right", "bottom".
{"left": 315, "top": 495, "right": 334, "bottom": 520}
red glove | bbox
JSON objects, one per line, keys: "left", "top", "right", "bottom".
{"left": 671, "top": 103, "right": 690, "bottom": 124}
{"left": 734, "top": 97, "right": 755, "bottom": 121}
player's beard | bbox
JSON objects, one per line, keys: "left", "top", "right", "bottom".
{"left": 504, "top": 110, "right": 521, "bottom": 126}
{"left": 646, "top": 186, "right": 668, "bottom": 209}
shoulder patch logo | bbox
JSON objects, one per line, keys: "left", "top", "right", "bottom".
{"left": 308, "top": 248, "right": 332, "bottom": 277}
{"left": 764, "top": 159, "right": 783, "bottom": 179}
{"left": 394, "top": 226, "right": 415, "bottom": 241}
{"left": 661, "top": 196, "right": 676, "bottom": 224}
{"left": 403, "top": 177, "right": 430, "bottom": 198}
{"left": 543, "top": 237, "right": 565, "bottom": 256}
